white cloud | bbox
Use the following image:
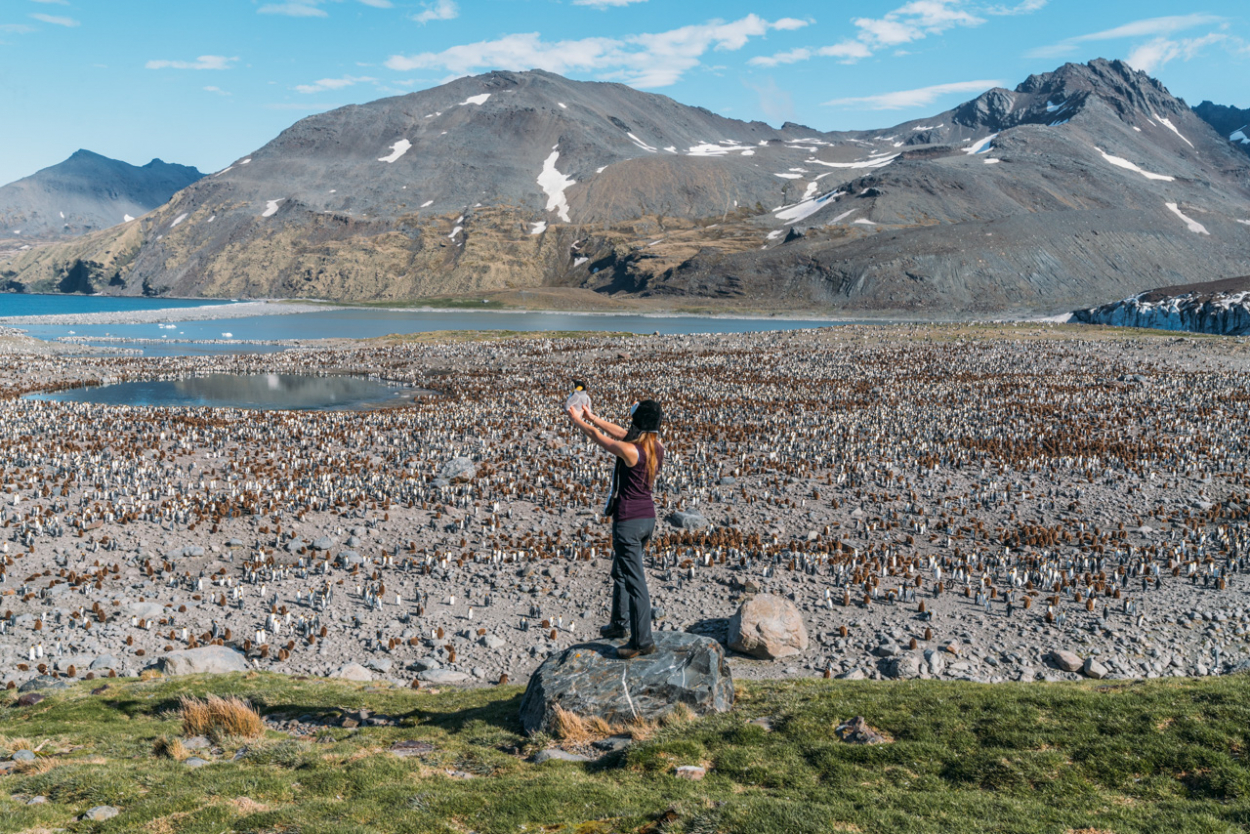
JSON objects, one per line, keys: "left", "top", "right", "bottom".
{"left": 0, "top": 23, "right": 36, "bottom": 33}
{"left": 29, "top": 0, "right": 70, "bottom": 4}
{"left": 29, "top": 12, "right": 78, "bottom": 26}
{"left": 295, "top": 74, "right": 377, "bottom": 93}
{"left": 1126, "top": 33, "right": 1229, "bottom": 74}
{"left": 357, "top": 0, "right": 393, "bottom": 6}
{"left": 259, "top": 3, "right": 329, "bottom": 17}
{"left": 1070, "top": 14, "right": 1224, "bottom": 42}
{"left": 386, "top": 15, "right": 808, "bottom": 88}
{"left": 824, "top": 79, "right": 1001, "bottom": 110}
{"left": 985, "top": 0, "right": 1046, "bottom": 14}
{"left": 754, "top": 0, "right": 1041, "bottom": 68}
{"left": 748, "top": 47, "right": 811, "bottom": 67}
{"left": 413, "top": 0, "right": 458, "bottom": 24}
{"left": 1026, "top": 13, "right": 1231, "bottom": 64}
{"left": 146, "top": 55, "right": 239, "bottom": 70}
{"left": 203, "top": 85, "right": 231, "bottom": 95}
{"left": 574, "top": 0, "right": 648, "bottom": 6}
{"left": 745, "top": 77, "right": 795, "bottom": 123}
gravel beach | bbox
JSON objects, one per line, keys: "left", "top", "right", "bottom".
{"left": 1, "top": 324, "right": 1248, "bottom": 690}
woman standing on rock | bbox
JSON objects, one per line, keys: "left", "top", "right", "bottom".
{"left": 567, "top": 398, "right": 664, "bottom": 659}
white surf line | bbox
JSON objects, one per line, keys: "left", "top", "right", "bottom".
{"left": 1165, "top": 203, "right": 1209, "bottom": 235}
{"left": 0, "top": 301, "right": 340, "bottom": 327}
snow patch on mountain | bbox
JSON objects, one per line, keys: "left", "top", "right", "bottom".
{"left": 965, "top": 134, "right": 997, "bottom": 155}
{"left": 537, "top": 151, "right": 575, "bottom": 223}
{"left": 1153, "top": 114, "right": 1193, "bottom": 147}
{"left": 378, "top": 140, "right": 412, "bottom": 164}
{"left": 460, "top": 94, "right": 491, "bottom": 106}
{"left": 262, "top": 200, "right": 282, "bottom": 218}
{"left": 1165, "top": 203, "right": 1209, "bottom": 235}
{"left": 1097, "top": 149, "right": 1174, "bottom": 181}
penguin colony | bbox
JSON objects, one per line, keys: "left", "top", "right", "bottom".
{"left": 1, "top": 324, "right": 1249, "bottom": 688}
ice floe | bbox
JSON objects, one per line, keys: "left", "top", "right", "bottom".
{"left": 460, "top": 93, "right": 491, "bottom": 106}
{"left": 1165, "top": 202, "right": 1209, "bottom": 235}
{"left": 537, "top": 151, "right": 575, "bottom": 223}
{"left": 1096, "top": 149, "right": 1174, "bottom": 181}
{"left": 378, "top": 139, "right": 412, "bottom": 164}
{"left": 262, "top": 200, "right": 282, "bottom": 218}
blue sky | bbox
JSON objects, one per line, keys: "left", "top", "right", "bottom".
{"left": 1, "top": 0, "right": 1247, "bottom": 185}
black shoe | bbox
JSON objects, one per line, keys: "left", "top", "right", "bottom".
{"left": 599, "top": 624, "right": 627, "bottom": 639}
{"left": 616, "top": 643, "right": 657, "bottom": 660}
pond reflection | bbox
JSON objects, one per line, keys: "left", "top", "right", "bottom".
{"left": 25, "top": 374, "right": 423, "bottom": 411}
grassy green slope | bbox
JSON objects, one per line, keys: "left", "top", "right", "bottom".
{"left": 2, "top": 672, "right": 1248, "bottom": 834}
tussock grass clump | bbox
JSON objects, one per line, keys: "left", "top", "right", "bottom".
{"left": 551, "top": 703, "right": 695, "bottom": 744}
{"left": 152, "top": 734, "right": 188, "bottom": 761}
{"left": 179, "top": 695, "right": 263, "bottom": 740}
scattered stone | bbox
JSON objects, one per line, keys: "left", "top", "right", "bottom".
{"left": 1047, "top": 650, "right": 1084, "bottom": 673}
{"left": 11, "top": 749, "right": 37, "bottom": 762}
{"left": 674, "top": 765, "right": 706, "bottom": 780}
{"left": 439, "top": 457, "right": 477, "bottom": 482}
{"left": 835, "top": 716, "right": 892, "bottom": 745}
{"left": 16, "top": 693, "right": 44, "bottom": 707}
{"left": 883, "top": 653, "right": 922, "bottom": 680}
{"left": 727, "top": 593, "right": 809, "bottom": 660}
{"left": 184, "top": 757, "right": 209, "bottom": 768}
{"left": 668, "top": 511, "right": 709, "bottom": 530}
{"left": 389, "top": 740, "right": 435, "bottom": 757}
{"left": 333, "top": 663, "right": 373, "bottom": 682}
{"left": 533, "top": 749, "right": 593, "bottom": 764}
{"left": 18, "top": 676, "right": 67, "bottom": 693}
{"left": 81, "top": 805, "right": 120, "bottom": 822}
{"left": 416, "top": 669, "right": 471, "bottom": 684}
{"left": 1082, "top": 658, "right": 1109, "bottom": 679}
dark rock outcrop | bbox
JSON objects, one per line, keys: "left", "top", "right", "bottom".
{"left": 518, "top": 631, "right": 733, "bottom": 735}
{"left": 1193, "top": 101, "right": 1250, "bottom": 156}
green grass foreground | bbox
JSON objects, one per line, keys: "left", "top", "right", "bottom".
{"left": 2, "top": 673, "right": 1249, "bottom": 834}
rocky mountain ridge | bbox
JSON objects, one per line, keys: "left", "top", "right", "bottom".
{"left": 3, "top": 60, "right": 1249, "bottom": 316}
{"left": 0, "top": 150, "right": 203, "bottom": 242}
{"left": 1193, "top": 101, "right": 1250, "bottom": 157}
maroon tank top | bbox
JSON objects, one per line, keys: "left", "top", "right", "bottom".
{"left": 615, "top": 442, "right": 663, "bottom": 522}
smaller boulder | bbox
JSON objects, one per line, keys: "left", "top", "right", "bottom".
{"left": 668, "top": 511, "right": 709, "bottom": 530}
{"left": 81, "top": 806, "right": 120, "bottom": 822}
{"left": 158, "top": 646, "right": 249, "bottom": 676}
{"left": 1047, "top": 650, "right": 1084, "bottom": 673}
{"left": 334, "top": 663, "right": 373, "bottom": 682}
{"left": 439, "top": 457, "right": 477, "bottom": 483}
{"left": 727, "top": 593, "right": 808, "bottom": 660}
{"left": 1082, "top": 658, "right": 1109, "bottom": 679}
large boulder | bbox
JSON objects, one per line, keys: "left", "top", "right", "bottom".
{"left": 333, "top": 663, "right": 373, "bottom": 682}
{"left": 157, "top": 645, "right": 249, "bottom": 676}
{"left": 727, "top": 594, "right": 809, "bottom": 660}
{"left": 1046, "top": 650, "right": 1084, "bottom": 673}
{"left": 519, "top": 631, "right": 733, "bottom": 735}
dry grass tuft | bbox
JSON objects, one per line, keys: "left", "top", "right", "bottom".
{"left": 228, "top": 797, "right": 271, "bottom": 815}
{"left": 153, "top": 734, "right": 188, "bottom": 760}
{"left": 180, "top": 695, "right": 264, "bottom": 740}
{"left": 139, "top": 669, "right": 163, "bottom": 681}
{"left": 550, "top": 705, "right": 673, "bottom": 743}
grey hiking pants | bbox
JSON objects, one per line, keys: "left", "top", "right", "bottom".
{"left": 609, "top": 516, "right": 655, "bottom": 649}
